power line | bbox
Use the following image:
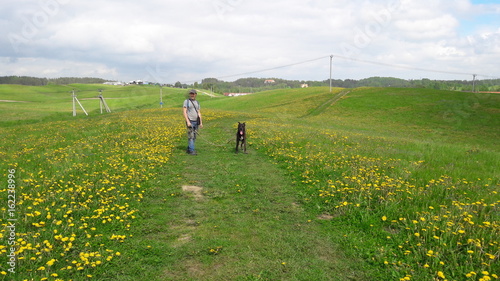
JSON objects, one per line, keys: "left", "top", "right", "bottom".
{"left": 215, "top": 56, "right": 330, "bottom": 80}
{"left": 179, "top": 54, "right": 498, "bottom": 84}
{"left": 180, "top": 56, "right": 329, "bottom": 84}
{"left": 330, "top": 54, "right": 496, "bottom": 79}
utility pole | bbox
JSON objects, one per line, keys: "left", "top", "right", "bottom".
{"left": 72, "top": 89, "right": 76, "bottom": 117}
{"left": 472, "top": 74, "right": 477, "bottom": 93}
{"left": 98, "top": 89, "right": 111, "bottom": 113}
{"left": 72, "top": 90, "right": 88, "bottom": 116}
{"left": 160, "top": 86, "right": 163, "bottom": 108}
{"left": 329, "top": 55, "right": 333, "bottom": 93}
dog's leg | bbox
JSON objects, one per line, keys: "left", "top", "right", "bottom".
{"left": 235, "top": 135, "right": 239, "bottom": 153}
{"left": 235, "top": 122, "right": 240, "bottom": 153}
{"left": 242, "top": 130, "right": 247, "bottom": 153}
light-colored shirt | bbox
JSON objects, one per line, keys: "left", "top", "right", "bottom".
{"left": 183, "top": 99, "right": 200, "bottom": 121}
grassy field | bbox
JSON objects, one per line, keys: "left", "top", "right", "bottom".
{"left": 0, "top": 84, "right": 498, "bottom": 280}
{"left": 0, "top": 84, "right": 197, "bottom": 124}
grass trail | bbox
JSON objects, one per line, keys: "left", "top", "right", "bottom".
{"left": 108, "top": 116, "right": 372, "bottom": 280}
{"left": 301, "top": 89, "right": 351, "bottom": 118}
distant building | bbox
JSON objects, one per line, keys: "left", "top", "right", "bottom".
{"left": 129, "top": 80, "right": 144, "bottom": 85}
{"left": 103, "top": 81, "right": 124, "bottom": 86}
{"left": 264, "top": 79, "right": 275, "bottom": 84}
{"left": 224, "top": 93, "right": 253, "bottom": 97}
{"left": 301, "top": 84, "right": 309, "bottom": 88}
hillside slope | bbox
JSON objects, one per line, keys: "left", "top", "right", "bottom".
{"left": 0, "top": 84, "right": 187, "bottom": 123}
{"left": 204, "top": 87, "right": 499, "bottom": 149}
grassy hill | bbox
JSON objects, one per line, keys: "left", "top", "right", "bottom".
{"left": 209, "top": 86, "right": 499, "bottom": 181}
{"left": 0, "top": 85, "right": 498, "bottom": 280}
{"left": 206, "top": 86, "right": 499, "bottom": 147}
{"left": 0, "top": 84, "right": 191, "bottom": 124}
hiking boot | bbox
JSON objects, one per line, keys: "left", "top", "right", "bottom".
{"left": 189, "top": 150, "right": 197, "bottom": 155}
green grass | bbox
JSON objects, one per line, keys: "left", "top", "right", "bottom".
{"left": 0, "top": 84, "right": 191, "bottom": 124}
{"left": 0, "top": 85, "right": 498, "bottom": 280}
{"left": 107, "top": 115, "right": 369, "bottom": 281}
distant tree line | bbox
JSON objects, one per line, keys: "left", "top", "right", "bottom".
{"left": 193, "top": 77, "right": 500, "bottom": 94}
{"left": 329, "top": 77, "right": 500, "bottom": 92}
{"left": 0, "top": 76, "right": 108, "bottom": 86}
{"left": 3, "top": 75, "right": 499, "bottom": 93}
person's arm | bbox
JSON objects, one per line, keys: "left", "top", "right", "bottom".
{"left": 198, "top": 110, "right": 203, "bottom": 128}
{"left": 183, "top": 106, "right": 191, "bottom": 127}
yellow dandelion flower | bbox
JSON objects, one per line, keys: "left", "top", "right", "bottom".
{"left": 485, "top": 253, "right": 495, "bottom": 259}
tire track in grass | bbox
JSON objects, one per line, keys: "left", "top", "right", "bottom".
{"left": 301, "top": 90, "right": 351, "bottom": 118}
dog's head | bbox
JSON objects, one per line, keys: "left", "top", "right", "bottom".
{"left": 238, "top": 122, "right": 246, "bottom": 135}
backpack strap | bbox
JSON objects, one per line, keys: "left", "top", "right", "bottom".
{"left": 189, "top": 99, "right": 199, "bottom": 114}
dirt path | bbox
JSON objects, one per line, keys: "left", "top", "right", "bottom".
{"left": 105, "top": 115, "right": 371, "bottom": 280}
{"left": 147, "top": 117, "right": 370, "bottom": 280}
{"left": 0, "top": 100, "right": 29, "bottom": 102}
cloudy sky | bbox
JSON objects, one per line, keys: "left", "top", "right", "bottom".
{"left": 1, "top": 0, "right": 499, "bottom": 84}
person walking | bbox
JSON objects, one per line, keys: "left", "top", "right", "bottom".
{"left": 183, "top": 89, "right": 203, "bottom": 155}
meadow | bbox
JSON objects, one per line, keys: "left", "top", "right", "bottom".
{"left": 0, "top": 84, "right": 498, "bottom": 280}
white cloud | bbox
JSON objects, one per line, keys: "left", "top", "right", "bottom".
{"left": 394, "top": 14, "right": 459, "bottom": 40}
{"left": 0, "top": 57, "right": 118, "bottom": 78}
{"left": 468, "top": 28, "right": 500, "bottom": 54}
{"left": 0, "top": 0, "right": 499, "bottom": 82}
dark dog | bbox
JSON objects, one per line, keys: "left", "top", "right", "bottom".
{"left": 235, "top": 122, "right": 247, "bottom": 153}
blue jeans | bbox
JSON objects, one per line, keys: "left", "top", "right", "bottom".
{"left": 187, "top": 120, "right": 198, "bottom": 152}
